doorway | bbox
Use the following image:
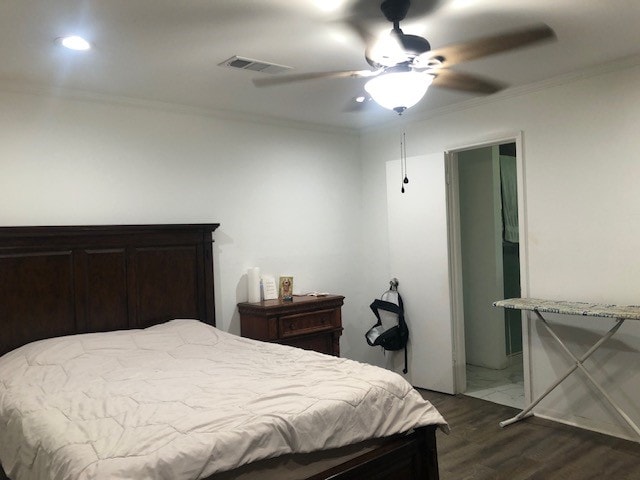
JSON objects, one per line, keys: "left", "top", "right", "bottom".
{"left": 448, "top": 141, "right": 524, "bottom": 408}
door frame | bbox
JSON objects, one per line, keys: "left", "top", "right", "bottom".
{"left": 445, "top": 131, "right": 531, "bottom": 397}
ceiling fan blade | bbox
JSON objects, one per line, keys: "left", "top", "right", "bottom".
{"left": 253, "top": 70, "right": 376, "bottom": 87}
{"left": 432, "top": 70, "right": 505, "bottom": 94}
{"left": 345, "top": 16, "right": 377, "bottom": 51}
{"left": 427, "top": 24, "right": 556, "bottom": 67}
{"left": 344, "top": 17, "right": 404, "bottom": 67}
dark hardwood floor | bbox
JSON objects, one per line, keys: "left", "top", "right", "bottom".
{"left": 419, "top": 390, "right": 640, "bottom": 480}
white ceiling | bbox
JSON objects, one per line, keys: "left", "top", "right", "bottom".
{"left": 2, "top": 0, "right": 640, "bottom": 130}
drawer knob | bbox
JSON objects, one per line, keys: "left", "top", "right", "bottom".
{"left": 289, "top": 322, "right": 295, "bottom": 329}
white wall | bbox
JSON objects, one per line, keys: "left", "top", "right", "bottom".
{"left": 360, "top": 60, "right": 640, "bottom": 440}
{"left": 0, "top": 89, "right": 370, "bottom": 360}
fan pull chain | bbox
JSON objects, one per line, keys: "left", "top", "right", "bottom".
{"left": 400, "top": 132, "right": 409, "bottom": 193}
{"left": 400, "top": 134, "right": 405, "bottom": 193}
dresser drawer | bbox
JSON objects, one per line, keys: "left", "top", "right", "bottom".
{"left": 279, "top": 309, "right": 335, "bottom": 338}
{"left": 238, "top": 295, "right": 344, "bottom": 356}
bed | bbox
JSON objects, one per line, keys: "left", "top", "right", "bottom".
{"left": 0, "top": 224, "right": 445, "bottom": 480}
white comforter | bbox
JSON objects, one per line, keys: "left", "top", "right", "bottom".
{"left": 0, "top": 320, "right": 447, "bottom": 480}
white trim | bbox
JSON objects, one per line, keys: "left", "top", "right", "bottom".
{"left": 0, "top": 79, "right": 358, "bottom": 136}
{"left": 514, "top": 132, "right": 532, "bottom": 406}
{"left": 445, "top": 152, "right": 466, "bottom": 392}
{"left": 445, "top": 132, "right": 531, "bottom": 399}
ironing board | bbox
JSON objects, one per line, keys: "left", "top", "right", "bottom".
{"left": 493, "top": 298, "right": 640, "bottom": 439}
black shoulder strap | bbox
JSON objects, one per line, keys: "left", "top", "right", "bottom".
{"left": 396, "top": 293, "right": 408, "bottom": 374}
{"left": 369, "top": 298, "right": 402, "bottom": 319}
{"left": 368, "top": 295, "right": 409, "bottom": 374}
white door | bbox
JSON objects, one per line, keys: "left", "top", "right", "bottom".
{"left": 386, "top": 153, "right": 455, "bottom": 394}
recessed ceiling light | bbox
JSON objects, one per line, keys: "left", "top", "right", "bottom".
{"left": 57, "top": 35, "right": 91, "bottom": 51}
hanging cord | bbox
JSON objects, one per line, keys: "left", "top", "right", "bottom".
{"left": 400, "top": 132, "right": 409, "bottom": 193}
{"left": 403, "top": 132, "right": 409, "bottom": 186}
{"left": 400, "top": 133, "right": 405, "bottom": 193}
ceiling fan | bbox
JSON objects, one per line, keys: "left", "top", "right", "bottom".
{"left": 253, "top": 0, "right": 556, "bottom": 114}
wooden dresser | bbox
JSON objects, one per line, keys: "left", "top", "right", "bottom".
{"left": 238, "top": 295, "right": 344, "bottom": 356}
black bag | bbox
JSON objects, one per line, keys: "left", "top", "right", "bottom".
{"left": 365, "top": 281, "right": 409, "bottom": 373}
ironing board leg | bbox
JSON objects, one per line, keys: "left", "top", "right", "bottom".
{"left": 500, "top": 313, "right": 639, "bottom": 438}
{"left": 537, "top": 314, "right": 640, "bottom": 438}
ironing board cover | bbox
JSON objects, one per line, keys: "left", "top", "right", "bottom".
{"left": 495, "top": 298, "right": 640, "bottom": 320}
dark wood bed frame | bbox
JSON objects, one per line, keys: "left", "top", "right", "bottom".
{"left": 0, "top": 224, "right": 439, "bottom": 480}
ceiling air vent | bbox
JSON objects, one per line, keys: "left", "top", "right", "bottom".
{"left": 219, "top": 56, "right": 292, "bottom": 75}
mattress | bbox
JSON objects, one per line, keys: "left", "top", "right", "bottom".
{"left": 0, "top": 320, "right": 447, "bottom": 480}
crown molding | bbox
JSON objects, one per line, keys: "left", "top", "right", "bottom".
{"left": 0, "top": 80, "right": 359, "bottom": 137}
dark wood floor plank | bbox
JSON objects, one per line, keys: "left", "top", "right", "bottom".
{"left": 419, "top": 389, "right": 640, "bottom": 480}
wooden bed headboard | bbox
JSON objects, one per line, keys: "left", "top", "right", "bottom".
{"left": 0, "top": 224, "right": 219, "bottom": 357}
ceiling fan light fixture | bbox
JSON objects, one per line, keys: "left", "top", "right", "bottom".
{"left": 56, "top": 35, "right": 91, "bottom": 51}
{"left": 365, "top": 70, "right": 433, "bottom": 113}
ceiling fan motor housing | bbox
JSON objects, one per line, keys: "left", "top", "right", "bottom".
{"left": 370, "top": 0, "right": 431, "bottom": 68}
{"left": 366, "top": 33, "right": 431, "bottom": 69}
{"left": 399, "top": 34, "right": 431, "bottom": 56}
{"left": 381, "top": 0, "right": 411, "bottom": 24}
